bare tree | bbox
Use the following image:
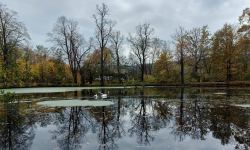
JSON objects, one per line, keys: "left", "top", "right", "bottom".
{"left": 47, "top": 16, "right": 91, "bottom": 85}
{"left": 76, "top": 38, "right": 92, "bottom": 86}
{"left": 127, "top": 52, "right": 139, "bottom": 80}
{"left": 149, "top": 38, "right": 164, "bottom": 75}
{"left": 0, "top": 3, "right": 30, "bottom": 85}
{"left": 185, "top": 25, "right": 211, "bottom": 82}
{"left": 171, "top": 27, "right": 187, "bottom": 85}
{"left": 93, "top": 3, "right": 116, "bottom": 86}
{"left": 110, "top": 30, "right": 124, "bottom": 83}
{"left": 127, "top": 23, "right": 154, "bottom": 82}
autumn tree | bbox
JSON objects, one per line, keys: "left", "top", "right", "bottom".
{"left": 103, "top": 47, "right": 115, "bottom": 82}
{"left": 83, "top": 52, "right": 97, "bottom": 84}
{"left": 50, "top": 48, "right": 67, "bottom": 84}
{"left": 185, "top": 25, "right": 211, "bottom": 82}
{"left": 77, "top": 38, "right": 92, "bottom": 86}
{"left": 83, "top": 48, "right": 114, "bottom": 85}
{"left": 47, "top": 16, "right": 91, "bottom": 85}
{"left": 34, "top": 45, "right": 50, "bottom": 83}
{"left": 110, "top": 30, "right": 124, "bottom": 83}
{"left": 172, "top": 27, "right": 187, "bottom": 84}
{"left": 154, "top": 50, "right": 175, "bottom": 83}
{"left": 6, "top": 48, "right": 23, "bottom": 86}
{"left": 238, "top": 8, "right": 250, "bottom": 79}
{"left": 0, "top": 3, "right": 30, "bottom": 86}
{"left": 127, "top": 23, "right": 154, "bottom": 82}
{"left": 93, "top": 3, "right": 116, "bottom": 86}
{"left": 29, "top": 45, "right": 58, "bottom": 84}
{"left": 21, "top": 46, "right": 34, "bottom": 85}
{"left": 237, "top": 35, "right": 250, "bottom": 80}
{"left": 211, "top": 24, "right": 240, "bottom": 82}
{"left": 238, "top": 8, "right": 250, "bottom": 36}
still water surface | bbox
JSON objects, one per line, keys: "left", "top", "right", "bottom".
{"left": 1, "top": 87, "right": 250, "bottom": 150}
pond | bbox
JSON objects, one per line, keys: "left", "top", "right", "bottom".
{"left": 0, "top": 86, "right": 250, "bottom": 150}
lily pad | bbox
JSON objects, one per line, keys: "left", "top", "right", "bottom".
{"left": 36, "top": 100, "right": 114, "bottom": 107}
{"left": 232, "top": 104, "right": 250, "bottom": 107}
{"left": 213, "top": 93, "right": 227, "bottom": 95}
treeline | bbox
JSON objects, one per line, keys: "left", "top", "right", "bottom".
{"left": 0, "top": 3, "right": 250, "bottom": 87}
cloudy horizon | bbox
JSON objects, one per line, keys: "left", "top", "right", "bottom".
{"left": 1, "top": 0, "right": 249, "bottom": 50}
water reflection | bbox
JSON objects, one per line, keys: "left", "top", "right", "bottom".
{"left": 51, "top": 106, "right": 90, "bottom": 150}
{"left": 0, "top": 87, "right": 250, "bottom": 150}
{"left": 171, "top": 88, "right": 210, "bottom": 141}
{"left": 128, "top": 90, "right": 155, "bottom": 146}
{"left": 0, "top": 102, "right": 36, "bottom": 150}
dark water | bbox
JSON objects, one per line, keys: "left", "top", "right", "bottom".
{"left": 1, "top": 87, "right": 250, "bottom": 150}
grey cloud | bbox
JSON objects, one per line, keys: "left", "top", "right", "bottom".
{"left": 1, "top": 0, "right": 249, "bottom": 48}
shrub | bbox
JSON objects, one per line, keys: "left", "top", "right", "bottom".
{"left": 0, "top": 90, "right": 17, "bottom": 103}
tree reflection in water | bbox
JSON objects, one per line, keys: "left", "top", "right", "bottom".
{"left": 171, "top": 88, "right": 189, "bottom": 141}
{"left": 49, "top": 89, "right": 127, "bottom": 150}
{"left": 0, "top": 102, "right": 36, "bottom": 150}
{"left": 172, "top": 88, "right": 211, "bottom": 141}
{"left": 128, "top": 90, "right": 154, "bottom": 145}
{"left": 39, "top": 88, "right": 250, "bottom": 149}
{"left": 128, "top": 90, "right": 172, "bottom": 146}
{"left": 2, "top": 88, "right": 250, "bottom": 150}
{"left": 209, "top": 88, "right": 250, "bottom": 149}
{"left": 169, "top": 88, "right": 250, "bottom": 149}
{"left": 89, "top": 90, "right": 126, "bottom": 150}
{"left": 50, "top": 106, "right": 90, "bottom": 150}
{"left": 48, "top": 91, "right": 91, "bottom": 150}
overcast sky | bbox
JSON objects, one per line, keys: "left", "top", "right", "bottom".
{"left": 1, "top": 0, "right": 250, "bottom": 49}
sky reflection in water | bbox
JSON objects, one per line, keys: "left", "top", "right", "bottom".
{"left": 0, "top": 87, "right": 250, "bottom": 150}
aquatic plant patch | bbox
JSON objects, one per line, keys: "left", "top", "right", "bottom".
{"left": 36, "top": 100, "right": 115, "bottom": 107}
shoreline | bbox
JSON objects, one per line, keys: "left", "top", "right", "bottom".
{"left": 1, "top": 81, "right": 249, "bottom": 89}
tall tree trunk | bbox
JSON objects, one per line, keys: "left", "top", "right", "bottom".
{"left": 117, "top": 56, "right": 121, "bottom": 84}
{"left": 72, "top": 70, "right": 77, "bottom": 84}
{"left": 101, "top": 47, "right": 104, "bottom": 86}
{"left": 226, "top": 59, "right": 231, "bottom": 83}
{"left": 80, "top": 68, "right": 85, "bottom": 86}
{"left": 88, "top": 70, "right": 93, "bottom": 84}
{"left": 181, "top": 48, "right": 184, "bottom": 85}
{"left": 3, "top": 49, "right": 8, "bottom": 87}
{"left": 195, "top": 65, "right": 200, "bottom": 82}
{"left": 141, "top": 63, "right": 144, "bottom": 82}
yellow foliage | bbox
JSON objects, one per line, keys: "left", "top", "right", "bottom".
{"left": 154, "top": 51, "right": 174, "bottom": 83}
{"left": 144, "top": 75, "right": 155, "bottom": 83}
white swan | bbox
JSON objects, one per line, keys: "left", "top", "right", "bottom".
{"left": 101, "top": 93, "right": 107, "bottom": 99}
{"left": 94, "top": 94, "right": 98, "bottom": 99}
